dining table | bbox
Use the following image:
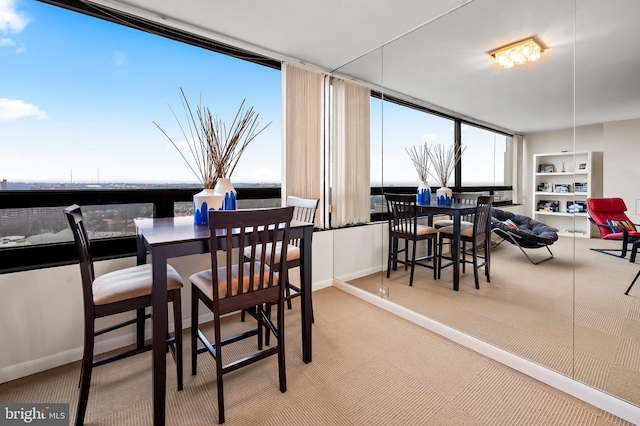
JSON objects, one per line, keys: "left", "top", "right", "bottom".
{"left": 134, "top": 215, "right": 315, "bottom": 426}
{"left": 416, "top": 202, "right": 479, "bottom": 291}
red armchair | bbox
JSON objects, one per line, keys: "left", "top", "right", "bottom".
{"left": 587, "top": 197, "right": 640, "bottom": 262}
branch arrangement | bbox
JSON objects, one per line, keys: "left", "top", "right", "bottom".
{"left": 426, "top": 143, "right": 466, "bottom": 187}
{"left": 154, "top": 88, "right": 271, "bottom": 189}
{"left": 405, "top": 143, "right": 430, "bottom": 182}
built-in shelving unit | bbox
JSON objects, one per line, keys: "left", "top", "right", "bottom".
{"left": 532, "top": 151, "right": 603, "bottom": 238}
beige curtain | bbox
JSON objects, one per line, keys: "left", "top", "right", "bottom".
{"left": 331, "top": 78, "right": 371, "bottom": 227}
{"left": 282, "top": 62, "right": 326, "bottom": 227}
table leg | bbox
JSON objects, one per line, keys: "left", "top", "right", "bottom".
{"left": 300, "top": 227, "right": 313, "bottom": 363}
{"left": 152, "top": 254, "right": 168, "bottom": 425}
{"left": 452, "top": 213, "right": 461, "bottom": 291}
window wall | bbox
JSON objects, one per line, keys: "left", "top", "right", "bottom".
{"left": 0, "top": 0, "right": 282, "bottom": 258}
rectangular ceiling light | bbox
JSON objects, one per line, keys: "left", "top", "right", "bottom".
{"left": 490, "top": 37, "right": 544, "bottom": 69}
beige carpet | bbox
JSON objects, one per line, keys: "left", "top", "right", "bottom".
{"left": 347, "top": 234, "right": 640, "bottom": 411}
{"left": 0, "top": 287, "right": 633, "bottom": 425}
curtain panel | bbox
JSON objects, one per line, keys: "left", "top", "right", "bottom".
{"left": 331, "top": 78, "right": 371, "bottom": 227}
{"left": 282, "top": 62, "right": 325, "bottom": 227}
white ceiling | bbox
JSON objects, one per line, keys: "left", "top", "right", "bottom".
{"left": 92, "top": 0, "right": 640, "bottom": 134}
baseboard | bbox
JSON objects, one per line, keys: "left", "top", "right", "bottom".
{"left": 0, "top": 312, "right": 213, "bottom": 385}
{"left": 334, "top": 265, "right": 383, "bottom": 283}
{"left": 332, "top": 280, "right": 640, "bottom": 425}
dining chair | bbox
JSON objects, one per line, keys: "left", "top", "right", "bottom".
{"left": 433, "top": 192, "right": 481, "bottom": 229}
{"left": 64, "top": 204, "right": 183, "bottom": 426}
{"left": 437, "top": 195, "right": 493, "bottom": 289}
{"left": 241, "top": 196, "right": 318, "bottom": 324}
{"left": 190, "top": 206, "right": 294, "bottom": 424}
{"left": 385, "top": 193, "right": 439, "bottom": 286}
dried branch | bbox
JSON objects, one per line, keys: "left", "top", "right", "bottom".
{"left": 154, "top": 89, "right": 271, "bottom": 189}
{"left": 426, "top": 143, "right": 466, "bottom": 187}
{"left": 405, "top": 143, "right": 430, "bottom": 182}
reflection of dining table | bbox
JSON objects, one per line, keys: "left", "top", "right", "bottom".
{"left": 416, "top": 202, "right": 478, "bottom": 291}
{"left": 134, "top": 215, "right": 315, "bottom": 426}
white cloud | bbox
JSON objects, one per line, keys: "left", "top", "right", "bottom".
{"left": 421, "top": 133, "right": 438, "bottom": 142}
{"left": 0, "top": 98, "right": 48, "bottom": 121}
{"left": 0, "top": 37, "right": 14, "bottom": 46}
{"left": 0, "top": 0, "right": 29, "bottom": 34}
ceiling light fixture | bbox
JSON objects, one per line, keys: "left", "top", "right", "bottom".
{"left": 490, "top": 37, "right": 544, "bottom": 69}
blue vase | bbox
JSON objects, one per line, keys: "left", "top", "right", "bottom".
{"left": 193, "top": 188, "right": 224, "bottom": 225}
{"left": 417, "top": 180, "right": 430, "bottom": 205}
{"left": 214, "top": 178, "right": 237, "bottom": 210}
{"left": 436, "top": 186, "right": 453, "bottom": 205}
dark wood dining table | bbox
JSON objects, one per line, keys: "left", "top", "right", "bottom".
{"left": 416, "top": 202, "right": 479, "bottom": 291}
{"left": 134, "top": 215, "right": 315, "bottom": 426}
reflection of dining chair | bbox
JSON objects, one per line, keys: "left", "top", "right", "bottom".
{"left": 385, "top": 193, "right": 438, "bottom": 286}
{"left": 438, "top": 196, "right": 493, "bottom": 289}
{"left": 433, "top": 192, "right": 481, "bottom": 229}
{"left": 190, "top": 207, "right": 294, "bottom": 424}
{"left": 64, "top": 204, "right": 184, "bottom": 426}
{"left": 587, "top": 197, "right": 640, "bottom": 261}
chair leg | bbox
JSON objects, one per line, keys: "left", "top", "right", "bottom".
{"left": 462, "top": 242, "right": 466, "bottom": 274}
{"left": 404, "top": 239, "right": 409, "bottom": 271}
{"left": 625, "top": 270, "right": 640, "bottom": 295}
{"left": 76, "top": 321, "right": 95, "bottom": 426}
{"left": 472, "top": 245, "right": 479, "bottom": 289}
{"left": 136, "top": 308, "right": 145, "bottom": 349}
{"left": 213, "top": 312, "right": 225, "bottom": 425}
{"left": 387, "top": 235, "right": 393, "bottom": 278}
{"left": 172, "top": 291, "right": 183, "bottom": 391}
{"left": 437, "top": 235, "right": 444, "bottom": 280}
{"left": 191, "top": 289, "right": 199, "bottom": 376}
{"left": 432, "top": 238, "right": 437, "bottom": 280}
{"left": 277, "top": 298, "right": 287, "bottom": 393}
{"left": 409, "top": 239, "right": 417, "bottom": 286}
{"left": 285, "top": 284, "right": 293, "bottom": 309}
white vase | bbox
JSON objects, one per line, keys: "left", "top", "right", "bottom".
{"left": 417, "top": 180, "right": 430, "bottom": 205}
{"left": 193, "top": 188, "right": 224, "bottom": 225}
{"left": 214, "top": 178, "right": 237, "bottom": 210}
{"left": 436, "top": 186, "right": 453, "bottom": 206}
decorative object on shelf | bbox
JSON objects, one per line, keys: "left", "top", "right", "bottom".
{"left": 154, "top": 88, "right": 270, "bottom": 224}
{"left": 537, "top": 200, "right": 559, "bottom": 212}
{"left": 537, "top": 182, "right": 550, "bottom": 192}
{"left": 538, "top": 164, "right": 554, "bottom": 173}
{"left": 561, "top": 161, "right": 566, "bottom": 173}
{"left": 405, "top": 143, "right": 431, "bottom": 205}
{"left": 576, "top": 162, "right": 588, "bottom": 172}
{"left": 553, "top": 183, "right": 571, "bottom": 193}
{"left": 427, "top": 143, "right": 465, "bottom": 205}
{"left": 574, "top": 182, "right": 588, "bottom": 193}
{"left": 567, "top": 201, "right": 587, "bottom": 213}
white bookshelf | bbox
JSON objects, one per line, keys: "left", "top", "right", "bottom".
{"left": 532, "top": 151, "right": 603, "bottom": 238}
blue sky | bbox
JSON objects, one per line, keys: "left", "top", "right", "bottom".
{"left": 0, "top": 1, "right": 507, "bottom": 187}
{"left": 0, "top": 0, "right": 282, "bottom": 184}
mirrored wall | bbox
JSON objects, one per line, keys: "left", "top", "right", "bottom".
{"left": 333, "top": 0, "right": 640, "bottom": 409}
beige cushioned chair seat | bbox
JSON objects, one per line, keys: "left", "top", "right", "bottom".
{"left": 242, "top": 242, "right": 300, "bottom": 264}
{"left": 190, "top": 262, "right": 278, "bottom": 300}
{"left": 392, "top": 224, "right": 437, "bottom": 235}
{"left": 92, "top": 264, "right": 183, "bottom": 305}
{"left": 434, "top": 219, "right": 473, "bottom": 229}
{"left": 438, "top": 225, "right": 474, "bottom": 237}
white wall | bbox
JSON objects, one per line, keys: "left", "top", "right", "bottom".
{"left": 0, "top": 229, "right": 334, "bottom": 384}
{"left": 523, "top": 117, "right": 640, "bottom": 223}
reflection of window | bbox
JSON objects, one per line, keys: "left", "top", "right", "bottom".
{"left": 376, "top": 99, "right": 454, "bottom": 187}
{"left": 461, "top": 124, "right": 513, "bottom": 187}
